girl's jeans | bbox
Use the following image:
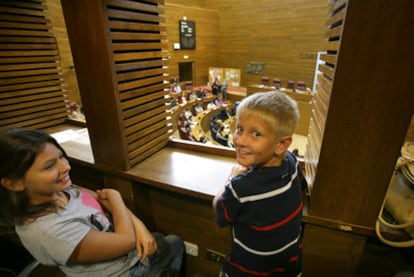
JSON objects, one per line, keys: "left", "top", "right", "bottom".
{"left": 129, "top": 233, "right": 184, "bottom": 277}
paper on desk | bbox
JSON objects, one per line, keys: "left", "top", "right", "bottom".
{"left": 51, "top": 128, "right": 90, "bottom": 145}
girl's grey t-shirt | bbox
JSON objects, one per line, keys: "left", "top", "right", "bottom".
{"left": 15, "top": 187, "right": 139, "bottom": 277}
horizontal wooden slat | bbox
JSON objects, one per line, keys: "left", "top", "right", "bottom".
{"left": 319, "top": 53, "right": 337, "bottom": 65}
{"left": 0, "top": 56, "right": 56, "bottom": 64}
{"left": 321, "top": 40, "right": 340, "bottom": 52}
{"left": 114, "top": 51, "right": 163, "bottom": 62}
{"left": 0, "top": 101, "right": 65, "bottom": 118}
{"left": 0, "top": 90, "right": 63, "bottom": 105}
{"left": 312, "top": 101, "right": 325, "bottom": 131}
{"left": 120, "top": 89, "right": 164, "bottom": 109}
{"left": 117, "top": 67, "right": 165, "bottom": 82}
{"left": 0, "top": 13, "right": 49, "bottom": 24}
{"left": 0, "top": 36, "right": 55, "bottom": 43}
{"left": 0, "top": 43, "right": 57, "bottom": 50}
{"left": 317, "top": 72, "right": 333, "bottom": 93}
{"left": 120, "top": 84, "right": 165, "bottom": 101}
{"left": 105, "top": 0, "right": 159, "bottom": 14}
{"left": 0, "top": 72, "right": 60, "bottom": 85}
{"left": 0, "top": 79, "right": 63, "bottom": 93}
{"left": 111, "top": 32, "right": 162, "bottom": 42}
{"left": 0, "top": 0, "right": 43, "bottom": 10}
{"left": 107, "top": 9, "right": 160, "bottom": 23}
{"left": 128, "top": 126, "right": 168, "bottom": 153}
{"left": 129, "top": 134, "right": 169, "bottom": 165}
{"left": 115, "top": 59, "right": 164, "bottom": 72}
{"left": 4, "top": 117, "right": 67, "bottom": 130}
{"left": 315, "top": 82, "right": 330, "bottom": 110}
{"left": 325, "top": 24, "right": 342, "bottom": 39}
{"left": 126, "top": 119, "right": 167, "bottom": 145}
{"left": 314, "top": 84, "right": 328, "bottom": 114}
{"left": 318, "top": 63, "right": 334, "bottom": 80}
{"left": 112, "top": 42, "right": 165, "bottom": 52}
{"left": 0, "top": 95, "right": 65, "bottom": 112}
{"left": 123, "top": 105, "right": 166, "bottom": 127}
{"left": 326, "top": 6, "right": 346, "bottom": 27}
{"left": 0, "top": 21, "right": 49, "bottom": 30}
{"left": 109, "top": 20, "right": 162, "bottom": 32}
{"left": 307, "top": 127, "right": 321, "bottom": 162}
{"left": 118, "top": 75, "right": 164, "bottom": 92}
{"left": 123, "top": 99, "right": 165, "bottom": 122}
{"left": 0, "top": 63, "right": 60, "bottom": 74}
{"left": 0, "top": 29, "right": 54, "bottom": 37}
{"left": 307, "top": 129, "right": 320, "bottom": 160}
{"left": 310, "top": 110, "right": 323, "bottom": 142}
{"left": 0, "top": 85, "right": 64, "bottom": 99}
{"left": 125, "top": 111, "right": 166, "bottom": 135}
{"left": 1, "top": 106, "right": 67, "bottom": 125}
{"left": 0, "top": 7, "right": 44, "bottom": 17}
{"left": 330, "top": 0, "right": 347, "bottom": 13}
{"left": 128, "top": 122, "right": 167, "bottom": 150}
{"left": 0, "top": 49, "right": 58, "bottom": 57}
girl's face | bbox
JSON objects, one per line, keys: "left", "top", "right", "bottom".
{"left": 22, "top": 143, "right": 72, "bottom": 204}
{"left": 233, "top": 113, "right": 288, "bottom": 168}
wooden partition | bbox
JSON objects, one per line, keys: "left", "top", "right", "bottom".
{"left": 305, "top": 0, "right": 414, "bottom": 228}
{"left": 0, "top": 0, "right": 68, "bottom": 129}
{"left": 302, "top": 0, "right": 414, "bottom": 274}
{"left": 61, "top": 0, "right": 170, "bottom": 169}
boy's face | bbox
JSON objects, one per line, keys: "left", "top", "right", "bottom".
{"left": 233, "top": 113, "right": 290, "bottom": 168}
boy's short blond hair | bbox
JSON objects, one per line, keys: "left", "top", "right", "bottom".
{"left": 236, "top": 91, "right": 299, "bottom": 138}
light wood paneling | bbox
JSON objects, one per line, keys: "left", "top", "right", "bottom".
{"left": 210, "top": 0, "right": 328, "bottom": 88}
{"left": 164, "top": 2, "right": 219, "bottom": 86}
{"left": 164, "top": 0, "right": 327, "bottom": 89}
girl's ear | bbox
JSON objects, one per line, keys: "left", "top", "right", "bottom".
{"left": 0, "top": 178, "right": 25, "bottom": 192}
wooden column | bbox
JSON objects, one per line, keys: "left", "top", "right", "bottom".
{"left": 61, "top": 0, "right": 128, "bottom": 169}
{"left": 61, "top": 0, "right": 169, "bottom": 170}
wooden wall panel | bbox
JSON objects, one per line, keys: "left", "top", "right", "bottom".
{"left": 164, "top": 0, "right": 327, "bottom": 89}
{"left": 0, "top": 0, "right": 68, "bottom": 130}
{"left": 164, "top": 2, "right": 218, "bottom": 86}
{"left": 210, "top": 0, "right": 328, "bottom": 88}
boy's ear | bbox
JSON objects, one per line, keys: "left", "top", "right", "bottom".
{"left": 274, "top": 136, "right": 292, "bottom": 156}
{"left": 0, "top": 178, "right": 25, "bottom": 192}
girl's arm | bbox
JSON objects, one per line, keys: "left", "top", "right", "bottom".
{"left": 71, "top": 187, "right": 157, "bottom": 262}
{"left": 69, "top": 188, "right": 136, "bottom": 263}
{"left": 127, "top": 210, "right": 157, "bottom": 262}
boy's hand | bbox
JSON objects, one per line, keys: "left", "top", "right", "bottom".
{"left": 229, "top": 164, "right": 249, "bottom": 179}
